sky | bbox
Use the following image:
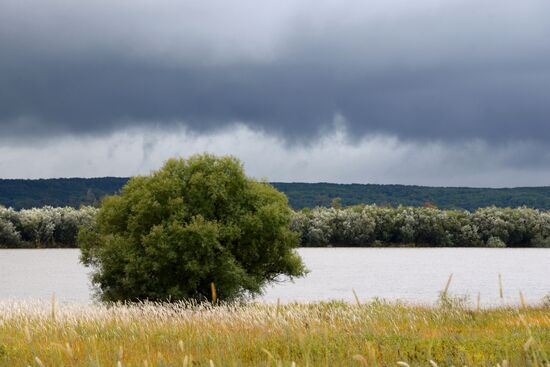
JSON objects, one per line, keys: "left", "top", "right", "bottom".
{"left": 1, "top": 0, "right": 550, "bottom": 186}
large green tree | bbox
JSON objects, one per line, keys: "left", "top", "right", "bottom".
{"left": 79, "top": 154, "right": 305, "bottom": 302}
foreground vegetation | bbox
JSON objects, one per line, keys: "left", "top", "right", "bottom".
{"left": 5, "top": 177, "right": 550, "bottom": 211}
{"left": 4, "top": 204, "right": 550, "bottom": 248}
{"left": 0, "top": 300, "right": 548, "bottom": 366}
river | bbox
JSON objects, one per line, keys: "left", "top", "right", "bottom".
{"left": 0, "top": 248, "right": 548, "bottom": 306}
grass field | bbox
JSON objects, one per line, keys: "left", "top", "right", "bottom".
{"left": 0, "top": 298, "right": 549, "bottom": 367}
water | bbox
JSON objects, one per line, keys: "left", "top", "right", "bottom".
{"left": 0, "top": 248, "right": 548, "bottom": 306}
{"left": 0, "top": 249, "right": 91, "bottom": 303}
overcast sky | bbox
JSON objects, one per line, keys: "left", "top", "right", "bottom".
{"left": 1, "top": 0, "right": 550, "bottom": 186}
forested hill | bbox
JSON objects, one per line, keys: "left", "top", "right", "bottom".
{"left": 2, "top": 178, "right": 550, "bottom": 210}
{"left": 272, "top": 183, "right": 550, "bottom": 210}
{"left": 0, "top": 178, "right": 128, "bottom": 209}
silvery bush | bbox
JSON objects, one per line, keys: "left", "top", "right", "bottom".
{"left": 0, "top": 205, "right": 97, "bottom": 247}
{"left": 0, "top": 218, "right": 21, "bottom": 247}
{"left": 1, "top": 204, "right": 550, "bottom": 248}
{"left": 292, "top": 205, "right": 550, "bottom": 247}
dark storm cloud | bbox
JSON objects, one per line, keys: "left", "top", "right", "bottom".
{"left": 1, "top": 0, "right": 550, "bottom": 142}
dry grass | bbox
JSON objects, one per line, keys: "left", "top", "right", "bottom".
{"left": 0, "top": 299, "right": 549, "bottom": 366}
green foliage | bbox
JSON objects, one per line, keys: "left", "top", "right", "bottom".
{"left": 0, "top": 218, "right": 20, "bottom": 248}
{"left": 3, "top": 203, "right": 550, "bottom": 249}
{"left": 0, "top": 205, "right": 96, "bottom": 248}
{"left": 6, "top": 178, "right": 550, "bottom": 211}
{"left": 486, "top": 236, "right": 506, "bottom": 248}
{"left": 0, "top": 177, "right": 127, "bottom": 210}
{"left": 79, "top": 154, "right": 306, "bottom": 303}
{"left": 295, "top": 205, "right": 550, "bottom": 247}
{"left": 273, "top": 182, "right": 550, "bottom": 211}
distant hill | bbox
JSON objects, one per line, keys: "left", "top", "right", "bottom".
{"left": 272, "top": 182, "right": 550, "bottom": 210}
{"left": 0, "top": 178, "right": 128, "bottom": 210}
{"left": 2, "top": 178, "right": 550, "bottom": 211}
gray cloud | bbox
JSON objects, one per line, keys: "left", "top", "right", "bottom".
{"left": 2, "top": 125, "right": 550, "bottom": 186}
{"left": 1, "top": 0, "right": 550, "bottom": 143}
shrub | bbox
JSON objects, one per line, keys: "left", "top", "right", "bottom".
{"left": 531, "top": 234, "right": 550, "bottom": 248}
{"left": 341, "top": 207, "right": 375, "bottom": 245}
{"left": 0, "top": 218, "right": 21, "bottom": 248}
{"left": 486, "top": 236, "right": 506, "bottom": 248}
{"left": 79, "top": 154, "right": 306, "bottom": 302}
{"left": 53, "top": 206, "right": 97, "bottom": 246}
{"left": 18, "top": 207, "right": 59, "bottom": 246}
{"left": 291, "top": 205, "right": 550, "bottom": 247}
{"left": 4, "top": 198, "right": 550, "bottom": 249}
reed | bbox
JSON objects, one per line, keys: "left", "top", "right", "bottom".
{"left": 499, "top": 273, "right": 504, "bottom": 299}
{"left": 442, "top": 273, "right": 453, "bottom": 298}
{"left": 520, "top": 290, "right": 527, "bottom": 309}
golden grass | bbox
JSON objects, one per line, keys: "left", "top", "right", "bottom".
{"left": 0, "top": 299, "right": 548, "bottom": 366}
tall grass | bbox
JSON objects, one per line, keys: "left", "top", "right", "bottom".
{"left": 0, "top": 299, "right": 548, "bottom": 366}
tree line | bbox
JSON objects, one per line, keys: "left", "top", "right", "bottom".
{"left": 2, "top": 204, "right": 550, "bottom": 248}
{"left": 292, "top": 205, "right": 550, "bottom": 247}
{"left": 5, "top": 178, "right": 550, "bottom": 211}
{"left": 0, "top": 206, "right": 97, "bottom": 247}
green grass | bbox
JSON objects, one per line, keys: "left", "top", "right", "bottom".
{"left": 0, "top": 299, "right": 548, "bottom": 366}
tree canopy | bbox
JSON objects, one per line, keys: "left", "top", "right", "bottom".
{"left": 5, "top": 178, "right": 550, "bottom": 211}
{"left": 79, "top": 154, "right": 306, "bottom": 302}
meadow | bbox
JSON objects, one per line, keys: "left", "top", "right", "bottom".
{"left": 0, "top": 297, "right": 549, "bottom": 367}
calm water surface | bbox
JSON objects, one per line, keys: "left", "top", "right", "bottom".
{"left": 0, "top": 248, "right": 548, "bottom": 306}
